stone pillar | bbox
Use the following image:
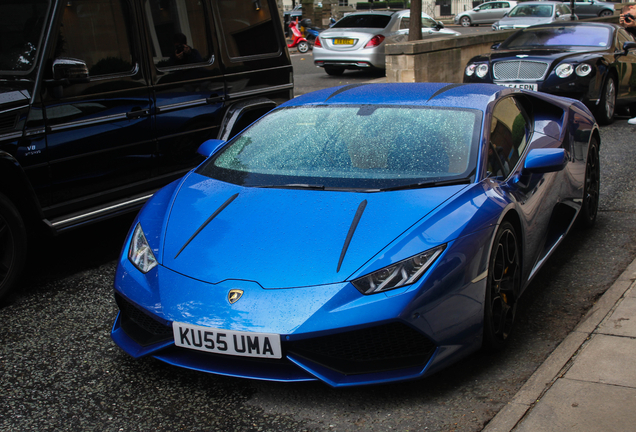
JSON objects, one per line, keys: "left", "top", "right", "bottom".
{"left": 302, "top": 0, "right": 314, "bottom": 24}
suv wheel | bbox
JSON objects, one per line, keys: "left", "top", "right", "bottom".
{"left": 0, "top": 193, "right": 27, "bottom": 300}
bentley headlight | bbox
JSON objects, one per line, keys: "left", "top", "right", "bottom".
{"left": 465, "top": 64, "right": 477, "bottom": 76}
{"left": 128, "top": 223, "right": 158, "bottom": 273}
{"left": 352, "top": 245, "right": 446, "bottom": 295}
{"left": 476, "top": 64, "right": 489, "bottom": 78}
{"left": 576, "top": 63, "right": 592, "bottom": 77}
{"left": 556, "top": 63, "right": 574, "bottom": 78}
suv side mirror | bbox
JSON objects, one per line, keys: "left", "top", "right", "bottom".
{"left": 52, "top": 57, "right": 90, "bottom": 84}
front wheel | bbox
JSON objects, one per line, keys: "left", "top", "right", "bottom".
{"left": 0, "top": 192, "right": 27, "bottom": 301}
{"left": 483, "top": 221, "right": 520, "bottom": 352}
{"left": 595, "top": 75, "right": 616, "bottom": 125}
{"left": 297, "top": 41, "right": 310, "bottom": 53}
{"left": 577, "top": 139, "right": 600, "bottom": 228}
{"left": 460, "top": 16, "right": 471, "bottom": 27}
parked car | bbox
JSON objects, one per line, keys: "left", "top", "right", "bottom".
{"left": 454, "top": 1, "right": 518, "bottom": 27}
{"left": 492, "top": 1, "right": 576, "bottom": 30}
{"left": 111, "top": 82, "right": 600, "bottom": 387}
{"left": 464, "top": 22, "right": 636, "bottom": 124}
{"left": 313, "top": 10, "right": 460, "bottom": 75}
{"left": 565, "top": 0, "right": 614, "bottom": 18}
{"left": 0, "top": 0, "right": 293, "bottom": 300}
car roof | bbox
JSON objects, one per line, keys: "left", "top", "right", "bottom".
{"left": 513, "top": 1, "right": 562, "bottom": 4}
{"left": 282, "top": 83, "right": 509, "bottom": 112}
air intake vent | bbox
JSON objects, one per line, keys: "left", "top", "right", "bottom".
{"left": 116, "top": 293, "right": 173, "bottom": 346}
{"left": 0, "top": 113, "right": 18, "bottom": 132}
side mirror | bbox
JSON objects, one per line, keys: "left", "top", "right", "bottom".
{"left": 197, "top": 139, "right": 226, "bottom": 158}
{"left": 52, "top": 57, "right": 90, "bottom": 83}
{"left": 623, "top": 41, "right": 636, "bottom": 55}
{"left": 435, "top": 21, "right": 445, "bottom": 29}
{"left": 503, "top": 12, "right": 509, "bottom": 17}
{"left": 556, "top": 11, "right": 561, "bottom": 17}
{"left": 523, "top": 148, "right": 567, "bottom": 173}
{"left": 491, "top": 43, "right": 501, "bottom": 50}
{"left": 473, "top": 6, "right": 480, "bottom": 11}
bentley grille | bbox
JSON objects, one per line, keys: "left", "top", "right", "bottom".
{"left": 493, "top": 60, "right": 549, "bottom": 80}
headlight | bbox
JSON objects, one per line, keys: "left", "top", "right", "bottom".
{"left": 556, "top": 63, "right": 574, "bottom": 78}
{"left": 128, "top": 223, "right": 158, "bottom": 273}
{"left": 576, "top": 63, "right": 592, "bottom": 77}
{"left": 465, "top": 64, "right": 477, "bottom": 76}
{"left": 352, "top": 245, "right": 446, "bottom": 295}
{"left": 476, "top": 64, "right": 489, "bottom": 78}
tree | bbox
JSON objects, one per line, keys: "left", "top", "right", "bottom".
{"left": 409, "top": 0, "right": 422, "bottom": 41}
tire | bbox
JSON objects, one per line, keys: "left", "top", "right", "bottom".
{"left": 297, "top": 41, "right": 309, "bottom": 53}
{"left": 577, "top": 139, "right": 600, "bottom": 229}
{"left": 599, "top": 9, "right": 613, "bottom": 17}
{"left": 483, "top": 221, "right": 520, "bottom": 352}
{"left": 595, "top": 75, "right": 616, "bottom": 125}
{"left": 0, "top": 192, "right": 27, "bottom": 301}
{"left": 460, "top": 16, "right": 471, "bottom": 27}
{"left": 325, "top": 66, "right": 345, "bottom": 76}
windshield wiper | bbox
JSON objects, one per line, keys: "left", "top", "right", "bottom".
{"left": 254, "top": 184, "right": 326, "bottom": 190}
{"left": 379, "top": 178, "right": 471, "bottom": 192}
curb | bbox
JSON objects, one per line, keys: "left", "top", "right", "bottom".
{"left": 483, "top": 258, "right": 636, "bottom": 431}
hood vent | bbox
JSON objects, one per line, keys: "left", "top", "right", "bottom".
{"left": 0, "top": 112, "right": 18, "bottom": 133}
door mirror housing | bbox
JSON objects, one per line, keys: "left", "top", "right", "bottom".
{"left": 52, "top": 57, "right": 90, "bottom": 84}
{"left": 197, "top": 139, "right": 226, "bottom": 158}
{"left": 523, "top": 148, "right": 567, "bottom": 173}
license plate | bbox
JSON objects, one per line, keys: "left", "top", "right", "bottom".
{"left": 173, "top": 322, "right": 282, "bottom": 359}
{"left": 333, "top": 38, "right": 354, "bottom": 45}
{"left": 497, "top": 82, "right": 538, "bottom": 91}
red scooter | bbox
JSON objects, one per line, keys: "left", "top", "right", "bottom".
{"left": 288, "top": 20, "right": 310, "bottom": 53}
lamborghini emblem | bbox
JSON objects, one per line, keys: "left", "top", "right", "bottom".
{"left": 228, "top": 289, "right": 243, "bottom": 304}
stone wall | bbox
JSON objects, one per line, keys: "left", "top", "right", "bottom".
{"left": 385, "top": 15, "right": 623, "bottom": 83}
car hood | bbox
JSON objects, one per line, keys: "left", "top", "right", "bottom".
{"left": 160, "top": 173, "right": 467, "bottom": 289}
{"left": 0, "top": 84, "right": 30, "bottom": 110}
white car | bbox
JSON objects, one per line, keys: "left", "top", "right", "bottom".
{"left": 454, "top": 1, "right": 518, "bottom": 27}
{"left": 492, "top": 1, "right": 576, "bottom": 30}
{"left": 313, "top": 10, "right": 460, "bottom": 76}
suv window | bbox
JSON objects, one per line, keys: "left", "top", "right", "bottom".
{"left": 488, "top": 97, "right": 528, "bottom": 178}
{"left": 217, "top": 0, "right": 280, "bottom": 58}
{"left": 0, "top": 0, "right": 50, "bottom": 73}
{"left": 145, "top": 0, "right": 211, "bottom": 69}
{"left": 55, "top": 0, "right": 134, "bottom": 76}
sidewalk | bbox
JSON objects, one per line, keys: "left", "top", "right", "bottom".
{"left": 484, "top": 258, "right": 636, "bottom": 431}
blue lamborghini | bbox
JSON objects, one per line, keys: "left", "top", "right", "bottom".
{"left": 111, "top": 83, "right": 600, "bottom": 387}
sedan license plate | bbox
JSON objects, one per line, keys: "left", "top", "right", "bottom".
{"left": 333, "top": 38, "right": 354, "bottom": 45}
{"left": 497, "top": 82, "right": 538, "bottom": 91}
{"left": 173, "top": 322, "right": 282, "bottom": 359}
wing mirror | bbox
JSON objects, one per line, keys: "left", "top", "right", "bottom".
{"left": 473, "top": 6, "right": 480, "bottom": 11}
{"left": 491, "top": 43, "right": 501, "bottom": 50}
{"left": 435, "top": 21, "right": 445, "bottom": 29}
{"left": 523, "top": 148, "right": 567, "bottom": 173}
{"left": 623, "top": 41, "right": 636, "bottom": 55}
{"left": 52, "top": 57, "right": 90, "bottom": 83}
{"left": 197, "top": 139, "right": 226, "bottom": 158}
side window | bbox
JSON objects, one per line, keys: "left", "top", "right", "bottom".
{"left": 144, "top": 0, "right": 211, "bottom": 69}
{"left": 400, "top": 17, "right": 410, "bottom": 30}
{"left": 55, "top": 0, "right": 134, "bottom": 76}
{"left": 216, "top": 0, "right": 280, "bottom": 58}
{"left": 481, "top": 3, "right": 493, "bottom": 10}
{"left": 488, "top": 97, "right": 528, "bottom": 178}
{"left": 0, "top": 0, "right": 49, "bottom": 73}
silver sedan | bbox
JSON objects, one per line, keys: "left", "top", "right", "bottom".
{"left": 492, "top": 1, "right": 576, "bottom": 30}
{"left": 313, "top": 10, "right": 460, "bottom": 76}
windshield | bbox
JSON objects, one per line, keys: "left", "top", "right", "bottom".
{"left": 197, "top": 105, "right": 481, "bottom": 191}
{"left": 332, "top": 14, "right": 392, "bottom": 29}
{"left": 0, "top": 0, "right": 49, "bottom": 73}
{"left": 501, "top": 25, "right": 611, "bottom": 48}
{"left": 509, "top": 4, "right": 554, "bottom": 17}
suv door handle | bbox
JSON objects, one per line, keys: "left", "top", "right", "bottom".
{"left": 126, "top": 108, "right": 150, "bottom": 119}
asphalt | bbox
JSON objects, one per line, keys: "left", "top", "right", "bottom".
{"left": 483, "top": 257, "right": 636, "bottom": 431}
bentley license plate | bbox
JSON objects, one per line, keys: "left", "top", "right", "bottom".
{"left": 173, "top": 322, "right": 282, "bottom": 359}
{"left": 333, "top": 38, "right": 354, "bottom": 45}
{"left": 497, "top": 82, "right": 538, "bottom": 91}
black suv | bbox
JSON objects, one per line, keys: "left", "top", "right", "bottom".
{"left": 0, "top": 0, "right": 293, "bottom": 299}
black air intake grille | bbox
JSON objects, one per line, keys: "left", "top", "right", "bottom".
{"left": 116, "top": 293, "right": 173, "bottom": 346}
{"left": 287, "top": 322, "right": 436, "bottom": 375}
{"left": 0, "top": 113, "right": 18, "bottom": 132}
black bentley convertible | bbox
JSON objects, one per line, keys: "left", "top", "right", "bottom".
{"left": 464, "top": 22, "right": 636, "bottom": 124}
